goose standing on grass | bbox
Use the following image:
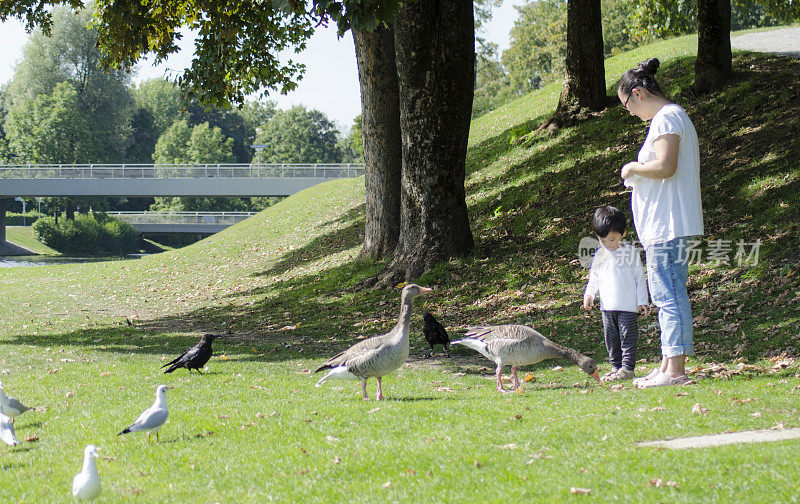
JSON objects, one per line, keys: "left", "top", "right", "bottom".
{"left": 453, "top": 324, "right": 600, "bottom": 393}
{"left": 118, "top": 385, "right": 171, "bottom": 442}
{"left": 0, "top": 381, "right": 33, "bottom": 423}
{"left": 0, "top": 412, "right": 20, "bottom": 448}
{"left": 72, "top": 444, "right": 102, "bottom": 501}
{"left": 315, "top": 284, "right": 432, "bottom": 400}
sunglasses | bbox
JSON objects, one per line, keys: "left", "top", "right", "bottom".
{"left": 623, "top": 88, "right": 637, "bottom": 109}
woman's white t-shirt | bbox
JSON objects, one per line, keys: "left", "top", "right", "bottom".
{"left": 624, "top": 103, "right": 704, "bottom": 249}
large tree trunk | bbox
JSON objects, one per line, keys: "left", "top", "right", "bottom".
{"left": 353, "top": 26, "right": 402, "bottom": 260}
{"left": 695, "top": 0, "right": 732, "bottom": 93}
{"left": 366, "top": 0, "right": 475, "bottom": 287}
{"left": 541, "top": 0, "right": 605, "bottom": 132}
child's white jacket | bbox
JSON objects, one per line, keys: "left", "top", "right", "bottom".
{"left": 584, "top": 243, "right": 648, "bottom": 312}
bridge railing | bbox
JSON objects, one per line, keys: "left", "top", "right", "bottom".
{"left": 0, "top": 164, "right": 365, "bottom": 180}
{"left": 106, "top": 211, "right": 257, "bottom": 226}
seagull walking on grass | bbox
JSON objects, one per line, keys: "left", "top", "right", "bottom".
{"left": 72, "top": 444, "right": 102, "bottom": 500}
{"left": 118, "top": 385, "right": 171, "bottom": 442}
{"left": 0, "top": 381, "right": 33, "bottom": 423}
{"left": 0, "top": 412, "right": 20, "bottom": 448}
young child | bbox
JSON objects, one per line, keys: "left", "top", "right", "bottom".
{"left": 583, "top": 205, "right": 649, "bottom": 382}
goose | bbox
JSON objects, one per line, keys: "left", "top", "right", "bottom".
{"left": 0, "top": 381, "right": 33, "bottom": 423}
{"left": 453, "top": 324, "right": 600, "bottom": 393}
{"left": 72, "top": 444, "right": 102, "bottom": 501}
{"left": 315, "top": 284, "right": 432, "bottom": 400}
{"left": 118, "top": 385, "right": 171, "bottom": 442}
{"left": 0, "top": 412, "right": 20, "bottom": 448}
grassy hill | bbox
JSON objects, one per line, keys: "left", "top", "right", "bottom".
{"left": 1, "top": 32, "right": 799, "bottom": 503}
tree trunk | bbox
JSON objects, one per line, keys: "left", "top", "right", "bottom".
{"left": 695, "top": 0, "right": 732, "bottom": 93}
{"left": 541, "top": 0, "right": 605, "bottom": 133}
{"left": 66, "top": 199, "right": 76, "bottom": 221}
{"left": 353, "top": 26, "right": 402, "bottom": 260}
{"left": 366, "top": 0, "right": 475, "bottom": 287}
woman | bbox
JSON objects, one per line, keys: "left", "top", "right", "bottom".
{"left": 617, "top": 58, "right": 704, "bottom": 388}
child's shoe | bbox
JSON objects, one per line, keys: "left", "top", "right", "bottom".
{"left": 600, "top": 368, "right": 620, "bottom": 382}
{"left": 615, "top": 368, "right": 635, "bottom": 380}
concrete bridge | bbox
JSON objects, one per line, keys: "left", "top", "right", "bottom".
{"left": 0, "top": 163, "right": 364, "bottom": 244}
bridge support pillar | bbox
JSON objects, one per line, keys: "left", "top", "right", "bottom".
{"left": 0, "top": 197, "right": 6, "bottom": 243}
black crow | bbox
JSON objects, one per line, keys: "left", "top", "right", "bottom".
{"left": 422, "top": 312, "right": 450, "bottom": 357}
{"left": 161, "top": 334, "right": 219, "bottom": 374}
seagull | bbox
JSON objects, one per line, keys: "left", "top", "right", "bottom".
{"left": 72, "top": 444, "right": 102, "bottom": 500}
{"left": 118, "top": 385, "right": 171, "bottom": 442}
{"left": 0, "top": 412, "right": 20, "bottom": 448}
{"left": 315, "top": 284, "right": 432, "bottom": 400}
{"left": 0, "top": 381, "right": 33, "bottom": 423}
{"left": 453, "top": 324, "right": 600, "bottom": 393}
{"left": 161, "top": 334, "right": 219, "bottom": 374}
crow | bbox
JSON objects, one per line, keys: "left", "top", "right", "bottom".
{"left": 161, "top": 334, "right": 219, "bottom": 374}
{"left": 422, "top": 312, "right": 450, "bottom": 357}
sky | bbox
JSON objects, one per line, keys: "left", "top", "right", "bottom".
{"left": 0, "top": 2, "right": 524, "bottom": 129}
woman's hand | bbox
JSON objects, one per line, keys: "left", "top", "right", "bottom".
{"left": 621, "top": 161, "right": 641, "bottom": 180}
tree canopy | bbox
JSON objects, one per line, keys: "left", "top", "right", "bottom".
{"left": 4, "top": 7, "right": 133, "bottom": 163}
{"left": 255, "top": 105, "right": 342, "bottom": 164}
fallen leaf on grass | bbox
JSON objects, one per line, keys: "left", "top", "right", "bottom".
{"left": 195, "top": 431, "right": 215, "bottom": 438}
{"left": 649, "top": 478, "right": 680, "bottom": 488}
{"left": 750, "top": 412, "right": 762, "bottom": 418}
{"left": 332, "top": 456, "right": 341, "bottom": 464}
{"left": 610, "top": 384, "right": 625, "bottom": 391}
{"left": 691, "top": 403, "right": 709, "bottom": 415}
{"left": 498, "top": 444, "right": 518, "bottom": 450}
{"left": 552, "top": 366, "right": 563, "bottom": 372}
{"left": 570, "top": 487, "right": 592, "bottom": 494}
{"left": 25, "top": 436, "right": 39, "bottom": 443}
{"left": 524, "top": 372, "right": 537, "bottom": 382}
{"left": 381, "top": 481, "right": 391, "bottom": 489}
{"left": 368, "top": 407, "right": 380, "bottom": 414}
{"left": 100, "top": 371, "right": 113, "bottom": 377}
{"left": 219, "top": 354, "right": 229, "bottom": 360}
{"left": 325, "top": 436, "right": 340, "bottom": 442}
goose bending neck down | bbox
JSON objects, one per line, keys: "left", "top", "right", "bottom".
{"left": 453, "top": 324, "right": 600, "bottom": 393}
{"left": 315, "top": 284, "right": 432, "bottom": 400}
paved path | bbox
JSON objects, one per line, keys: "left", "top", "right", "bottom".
{"left": 732, "top": 26, "right": 800, "bottom": 58}
{"left": 639, "top": 427, "right": 800, "bottom": 450}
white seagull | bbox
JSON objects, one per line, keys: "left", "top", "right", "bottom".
{"left": 0, "top": 412, "right": 20, "bottom": 448}
{"left": 118, "top": 385, "right": 171, "bottom": 442}
{"left": 72, "top": 444, "right": 102, "bottom": 500}
{"left": 0, "top": 381, "right": 34, "bottom": 423}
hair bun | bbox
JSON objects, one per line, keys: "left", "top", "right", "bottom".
{"left": 637, "top": 58, "right": 660, "bottom": 76}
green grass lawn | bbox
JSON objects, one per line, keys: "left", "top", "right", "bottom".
{"left": 2, "top": 30, "right": 800, "bottom": 503}
{"left": 4, "top": 226, "right": 60, "bottom": 255}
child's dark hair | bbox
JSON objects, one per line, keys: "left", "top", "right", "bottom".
{"left": 592, "top": 205, "right": 626, "bottom": 238}
{"left": 617, "top": 57, "right": 664, "bottom": 98}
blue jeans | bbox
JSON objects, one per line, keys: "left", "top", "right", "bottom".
{"left": 646, "top": 236, "right": 694, "bottom": 358}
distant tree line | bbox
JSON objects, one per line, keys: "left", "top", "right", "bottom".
{"left": 0, "top": 7, "right": 363, "bottom": 215}
{"left": 473, "top": 0, "right": 799, "bottom": 118}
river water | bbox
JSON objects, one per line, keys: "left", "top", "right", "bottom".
{"left": 0, "top": 255, "right": 143, "bottom": 268}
